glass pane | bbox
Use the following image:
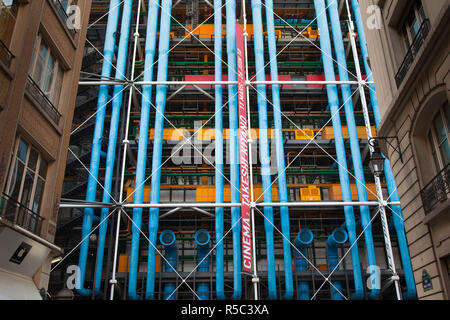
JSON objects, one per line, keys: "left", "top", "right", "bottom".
{"left": 43, "top": 53, "right": 55, "bottom": 95}
{"left": 7, "top": 160, "right": 23, "bottom": 200}
{"left": 31, "top": 178, "right": 44, "bottom": 214}
{"left": 172, "top": 190, "right": 184, "bottom": 202}
{"left": 444, "top": 102, "right": 450, "bottom": 129}
{"left": 28, "top": 148, "right": 38, "bottom": 171}
{"left": 33, "top": 44, "right": 47, "bottom": 86}
{"left": 439, "top": 139, "right": 450, "bottom": 166}
{"left": 160, "top": 190, "right": 170, "bottom": 202}
{"left": 20, "top": 169, "right": 34, "bottom": 208}
{"left": 39, "top": 158, "right": 47, "bottom": 178}
{"left": 185, "top": 190, "right": 195, "bottom": 202}
{"left": 18, "top": 139, "right": 28, "bottom": 162}
{"left": 51, "top": 65, "right": 63, "bottom": 106}
{"left": 433, "top": 112, "right": 446, "bottom": 144}
{"left": 428, "top": 131, "right": 441, "bottom": 171}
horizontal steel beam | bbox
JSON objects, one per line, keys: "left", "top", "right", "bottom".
{"left": 78, "top": 80, "right": 373, "bottom": 86}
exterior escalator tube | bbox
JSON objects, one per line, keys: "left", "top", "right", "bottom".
{"left": 265, "top": 0, "right": 294, "bottom": 300}
{"left": 313, "top": 0, "right": 364, "bottom": 299}
{"left": 128, "top": 0, "right": 160, "bottom": 300}
{"left": 294, "top": 229, "right": 314, "bottom": 300}
{"left": 160, "top": 230, "right": 177, "bottom": 300}
{"left": 250, "top": 0, "right": 277, "bottom": 300}
{"left": 225, "top": 0, "right": 242, "bottom": 300}
{"left": 146, "top": 0, "right": 173, "bottom": 300}
{"left": 327, "top": 228, "right": 348, "bottom": 300}
{"left": 327, "top": 0, "right": 379, "bottom": 299}
{"left": 214, "top": 0, "right": 225, "bottom": 300}
{"left": 195, "top": 230, "right": 211, "bottom": 300}
{"left": 94, "top": 0, "right": 133, "bottom": 295}
{"left": 350, "top": 0, "right": 416, "bottom": 299}
{"left": 77, "top": 0, "right": 120, "bottom": 297}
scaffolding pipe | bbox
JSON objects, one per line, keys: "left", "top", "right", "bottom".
{"left": 349, "top": 0, "right": 416, "bottom": 299}
{"left": 226, "top": 0, "right": 242, "bottom": 300}
{"left": 214, "top": 0, "right": 225, "bottom": 301}
{"left": 313, "top": 0, "right": 364, "bottom": 299}
{"left": 76, "top": 0, "right": 120, "bottom": 297}
{"left": 146, "top": 0, "right": 173, "bottom": 300}
{"left": 250, "top": 0, "right": 277, "bottom": 300}
{"left": 93, "top": 0, "right": 133, "bottom": 296}
{"left": 265, "top": 0, "right": 294, "bottom": 300}
{"left": 160, "top": 230, "right": 177, "bottom": 300}
{"left": 327, "top": 227, "right": 348, "bottom": 300}
{"left": 128, "top": 0, "right": 160, "bottom": 300}
{"left": 294, "top": 228, "right": 314, "bottom": 300}
{"left": 327, "top": 0, "right": 379, "bottom": 299}
{"left": 195, "top": 229, "right": 211, "bottom": 300}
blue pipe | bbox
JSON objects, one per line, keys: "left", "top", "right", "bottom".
{"left": 225, "top": 0, "right": 241, "bottom": 300}
{"left": 327, "top": 227, "right": 348, "bottom": 300}
{"left": 195, "top": 230, "right": 211, "bottom": 300}
{"left": 160, "top": 230, "right": 177, "bottom": 300}
{"left": 128, "top": 0, "right": 160, "bottom": 300}
{"left": 294, "top": 228, "right": 314, "bottom": 300}
{"left": 77, "top": 0, "right": 120, "bottom": 297}
{"left": 146, "top": 0, "right": 173, "bottom": 300}
{"left": 213, "top": 0, "right": 225, "bottom": 301}
{"left": 94, "top": 0, "right": 133, "bottom": 295}
{"left": 350, "top": 0, "right": 417, "bottom": 299}
{"left": 265, "top": 0, "right": 295, "bottom": 299}
{"left": 250, "top": 0, "right": 277, "bottom": 300}
{"left": 327, "top": 0, "right": 379, "bottom": 299}
{"left": 313, "top": 0, "right": 364, "bottom": 299}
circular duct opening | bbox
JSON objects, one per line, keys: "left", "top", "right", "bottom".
{"left": 299, "top": 228, "right": 313, "bottom": 244}
{"left": 160, "top": 230, "right": 175, "bottom": 246}
{"left": 195, "top": 230, "right": 210, "bottom": 246}
{"left": 333, "top": 228, "right": 348, "bottom": 244}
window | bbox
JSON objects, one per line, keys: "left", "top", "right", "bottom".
{"left": 28, "top": 35, "right": 64, "bottom": 107}
{"left": 4, "top": 136, "right": 47, "bottom": 215}
{"left": 428, "top": 102, "right": 450, "bottom": 173}
{"left": 0, "top": 0, "right": 18, "bottom": 46}
{"left": 402, "top": 1, "right": 425, "bottom": 49}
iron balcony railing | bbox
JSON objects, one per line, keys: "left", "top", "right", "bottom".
{"left": 420, "top": 162, "right": 450, "bottom": 214}
{"left": 395, "top": 19, "right": 430, "bottom": 88}
{"left": 52, "top": 0, "right": 76, "bottom": 37}
{"left": 26, "top": 76, "right": 62, "bottom": 125}
{"left": 0, "top": 39, "right": 14, "bottom": 67}
{"left": 0, "top": 193, "right": 44, "bottom": 236}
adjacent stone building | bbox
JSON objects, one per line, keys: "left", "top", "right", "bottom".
{"left": 360, "top": 0, "right": 450, "bottom": 299}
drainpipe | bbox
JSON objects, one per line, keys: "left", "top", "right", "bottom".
{"left": 349, "top": 0, "right": 416, "bottom": 299}
{"left": 77, "top": 0, "right": 120, "bottom": 297}
{"left": 195, "top": 229, "right": 211, "bottom": 300}
{"left": 214, "top": 0, "right": 225, "bottom": 301}
{"left": 250, "top": 0, "right": 277, "bottom": 300}
{"left": 265, "top": 0, "right": 295, "bottom": 299}
{"left": 160, "top": 230, "right": 177, "bottom": 300}
{"left": 327, "top": 0, "right": 379, "bottom": 299}
{"left": 128, "top": 0, "right": 160, "bottom": 300}
{"left": 225, "top": 0, "right": 242, "bottom": 300}
{"left": 313, "top": 0, "right": 364, "bottom": 299}
{"left": 294, "top": 228, "right": 314, "bottom": 300}
{"left": 94, "top": 0, "right": 133, "bottom": 296}
{"left": 327, "top": 227, "right": 348, "bottom": 300}
{"left": 146, "top": 0, "right": 174, "bottom": 300}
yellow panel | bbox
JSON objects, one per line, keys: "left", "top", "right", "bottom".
{"left": 301, "top": 187, "right": 321, "bottom": 201}
{"left": 321, "top": 126, "right": 376, "bottom": 140}
{"left": 295, "top": 128, "right": 315, "bottom": 140}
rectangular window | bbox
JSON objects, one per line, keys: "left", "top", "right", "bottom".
{"left": 28, "top": 35, "right": 64, "bottom": 107}
{"left": 0, "top": 0, "right": 18, "bottom": 46}
{"left": 429, "top": 102, "right": 450, "bottom": 170}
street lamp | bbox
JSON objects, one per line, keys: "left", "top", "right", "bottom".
{"left": 369, "top": 138, "right": 385, "bottom": 177}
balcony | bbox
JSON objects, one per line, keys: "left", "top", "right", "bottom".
{"left": 420, "top": 162, "right": 450, "bottom": 214}
{"left": 25, "top": 76, "right": 62, "bottom": 125}
{"left": 0, "top": 39, "right": 14, "bottom": 67}
{"left": 395, "top": 19, "right": 430, "bottom": 88}
{"left": 0, "top": 193, "right": 44, "bottom": 237}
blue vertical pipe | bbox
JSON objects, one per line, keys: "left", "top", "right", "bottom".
{"left": 195, "top": 230, "right": 211, "bottom": 300}
{"left": 160, "top": 230, "right": 177, "bottom": 300}
{"left": 327, "top": 227, "right": 348, "bottom": 300}
{"left": 264, "top": 0, "right": 294, "bottom": 300}
{"left": 94, "top": 0, "right": 133, "bottom": 295}
{"left": 213, "top": 0, "right": 225, "bottom": 300}
{"left": 128, "top": 0, "right": 160, "bottom": 300}
{"left": 350, "top": 0, "right": 416, "bottom": 299}
{"left": 250, "top": 0, "right": 277, "bottom": 300}
{"left": 146, "top": 0, "right": 173, "bottom": 300}
{"left": 76, "top": 0, "right": 120, "bottom": 297}
{"left": 313, "top": 0, "right": 364, "bottom": 299}
{"left": 327, "top": 0, "right": 380, "bottom": 299}
{"left": 225, "top": 0, "right": 242, "bottom": 300}
{"left": 294, "top": 228, "right": 314, "bottom": 300}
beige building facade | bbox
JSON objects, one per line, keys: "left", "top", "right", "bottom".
{"left": 360, "top": 0, "right": 450, "bottom": 299}
{"left": 0, "top": 0, "right": 90, "bottom": 298}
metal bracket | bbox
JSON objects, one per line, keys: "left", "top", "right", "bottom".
{"left": 369, "top": 137, "right": 403, "bottom": 163}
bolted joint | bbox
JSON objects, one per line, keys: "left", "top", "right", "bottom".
{"left": 250, "top": 202, "right": 257, "bottom": 208}
{"left": 109, "top": 279, "right": 118, "bottom": 285}
{"left": 252, "top": 277, "right": 260, "bottom": 283}
{"left": 123, "top": 139, "right": 130, "bottom": 145}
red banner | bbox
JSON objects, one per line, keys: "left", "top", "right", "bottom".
{"left": 236, "top": 24, "right": 252, "bottom": 274}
